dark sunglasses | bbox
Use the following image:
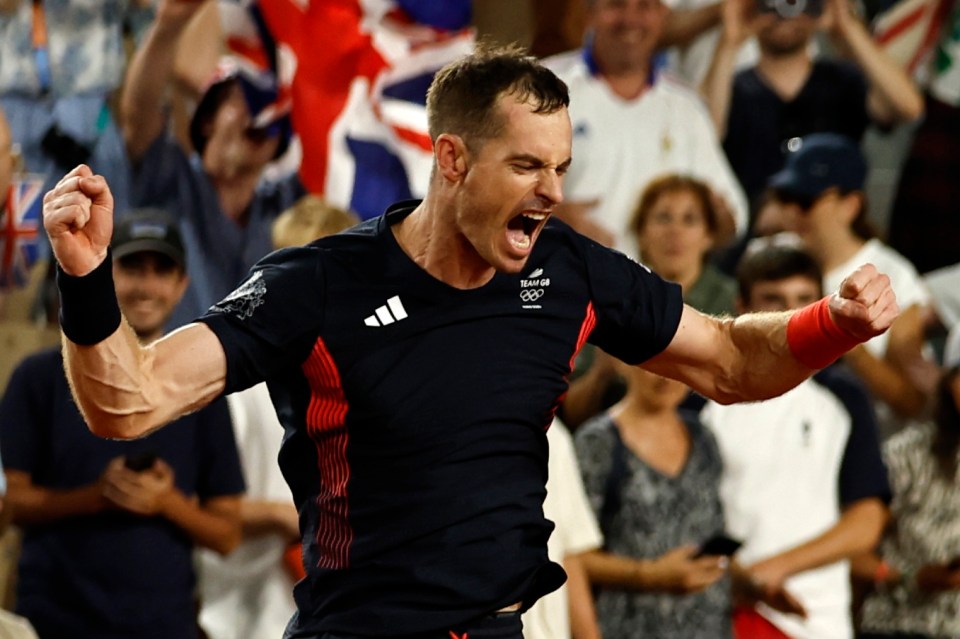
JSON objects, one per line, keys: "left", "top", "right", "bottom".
{"left": 774, "top": 190, "right": 821, "bottom": 212}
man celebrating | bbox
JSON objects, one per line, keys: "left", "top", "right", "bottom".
{"left": 42, "top": 46, "right": 896, "bottom": 639}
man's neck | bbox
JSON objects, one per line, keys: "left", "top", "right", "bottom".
{"left": 392, "top": 197, "right": 496, "bottom": 290}
{"left": 756, "top": 49, "right": 813, "bottom": 101}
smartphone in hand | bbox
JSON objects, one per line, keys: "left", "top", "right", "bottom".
{"left": 694, "top": 533, "right": 743, "bottom": 558}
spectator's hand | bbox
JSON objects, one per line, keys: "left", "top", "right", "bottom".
{"left": 649, "top": 544, "right": 729, "bottom": 594}
{"left": 915, "top": 561, "right": 960, "bottom": 593}
{"left": 829, "top": 263, "right": 899, "bottom": 342}
{"left": 553, "top": 200, "right": 614, "bottom": 247}
{"left": 820, "top": 0, "right": 860, "bottom": 41}
{"left": 102, "top": 457, "right": 176, "bottom": 517}
{"left": 42, "top": 165, "right": 114, "bottom": 276}
{"left": 732, "top": 563, "right": 808, "bottom": 617}
{"left": 720, "top": 0, "right": 775, "bottom": 47}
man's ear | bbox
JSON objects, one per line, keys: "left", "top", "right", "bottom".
{"left": 435, "top": 133, "right": 468, "bottom": 183}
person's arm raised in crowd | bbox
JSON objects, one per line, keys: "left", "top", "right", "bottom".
{"left": 821, "top": 0, "right": 923, "bottom": 125}
{"left": 44, "top": 165, "right": 227, "bottom": 440}
{"left": 740, "top": 497, "right": 888, "bottom": 597}
{"left": 699, "top": 0, "right": 775, "bottom": 136}
{"left": 643, "top": 271, "right": 899, "bottom": 404}
{"left": 120, "top": 0, "right": 210, "bottom": 163}
{"left": 659, "top": 2, "right": 723, "bottom": 48}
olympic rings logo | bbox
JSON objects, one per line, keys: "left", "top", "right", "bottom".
{"left": 520, "top": 288, "right": 545, "bottom": 302}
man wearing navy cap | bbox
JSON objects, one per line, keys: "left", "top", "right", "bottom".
{"left": 0, "top": 210, "right": 246, "bottom": 639}
{"left": 770, "top": 132, "right": 933, "bottom": 436}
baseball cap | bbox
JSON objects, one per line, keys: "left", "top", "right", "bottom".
{"left": 112, "top": 210, "right": 186, "bottom": 269}
{"left": 767, "top": 133, "right": 867, "bottom": 199}
{"left": 189, "top": 56, "right": 293, "bottom": 158}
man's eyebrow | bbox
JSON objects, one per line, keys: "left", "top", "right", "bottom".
{"left": 508, "top": 154, "right": 573, "bottom": 170}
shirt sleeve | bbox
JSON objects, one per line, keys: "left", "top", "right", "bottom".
{"left": 197, "top": 245, "right": 328, "bottom": 394}
{"left": 580, "top": 237, "right": 684, "bottom": 365}
{"left": 194, "top": 396, "right": 247, "bottom": 499}
{"left": 816, "top": 366, "right": 892, "bottom": 506}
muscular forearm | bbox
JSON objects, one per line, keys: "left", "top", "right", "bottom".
{"left": 64, "top": 321, "right": 226, "bottom": 440}
{"left": 161, "top": 492, "right": 242, "bottom": 555}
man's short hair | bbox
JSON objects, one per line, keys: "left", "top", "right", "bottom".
{"left": 736, "top": 234, "right": 822, "bottom": 303}
{"left": 426, "top": 43, "right": 569, "bottom": 152}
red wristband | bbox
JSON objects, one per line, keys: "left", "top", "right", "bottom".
{"left": 786, "top": 296, "right": 862, "bottom": 369}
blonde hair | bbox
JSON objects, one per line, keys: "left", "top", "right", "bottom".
{"left": 271, "top": 195, "right": 360, "bottom": 249}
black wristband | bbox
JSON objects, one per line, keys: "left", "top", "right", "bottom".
{"left": 57, "top": 252, "right": 122, "bottom": 345}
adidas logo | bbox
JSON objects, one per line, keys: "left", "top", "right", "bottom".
{"left": 364, "top": 296, "right": 408, "bottom": 327}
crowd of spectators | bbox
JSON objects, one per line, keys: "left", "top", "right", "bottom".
{"left": 1, "top": 0, "right": 959, "bottom": 637}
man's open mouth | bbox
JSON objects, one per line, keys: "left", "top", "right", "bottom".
{"left": 507, "top": 211, "right": 548, "bottom": 251}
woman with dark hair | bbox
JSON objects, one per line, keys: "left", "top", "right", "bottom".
{"left": 855, "top": 328, "right": 960, "bottom": 639}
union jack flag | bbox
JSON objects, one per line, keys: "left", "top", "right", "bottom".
{"left": 221, "top": 0, "right": 475, "bottom": 220}
{"left": 0, "top": 176, "right": 44, "bottom": 289}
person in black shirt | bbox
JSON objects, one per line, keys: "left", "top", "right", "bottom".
{"left": 41, "top": 45, "right": 898, "bottom": 639}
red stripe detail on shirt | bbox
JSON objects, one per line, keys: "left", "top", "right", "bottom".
{"left": 570, "top": 301, "right": 597, "bottom": 372}
{"left": 548, "top": 302, "right": 599, "bottom": 428}
{"left": 302, "top": 337, "right": 353, "bottom": 569}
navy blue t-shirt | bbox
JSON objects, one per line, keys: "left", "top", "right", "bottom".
{"left": 723, "top": 59, "right": 871, "bottom": 205}
{"left": 199, "top": 202, "right": 684, "bottom": 637}
{"left": 0, "top": 348, "right": 245, "bottom": 639}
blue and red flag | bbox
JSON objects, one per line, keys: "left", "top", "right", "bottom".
{"left": 0, "top": 176, "right": 44, "bottom": 289}
{"left": 220, "top": 0, "right": 475, "bottom": 220}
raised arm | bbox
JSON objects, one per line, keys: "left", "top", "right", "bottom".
{"left": 699, "top": 0, "right": 773, "bottom": 136}
{"left": 43, "top": 165, "right": 227, "bottom": 439}
{"left": 121, "top": 0, "right": 209, "bottom": 163}
{"left": 643, "top": 266, "right": 899, "bottom": 403}
{"left": 822, "top": 0, "right": 924, "bottom": 125}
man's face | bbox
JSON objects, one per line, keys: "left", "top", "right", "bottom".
{"left": 113, "top": 253, "right": 188, "bottom": 341}
{"left": 757, "top": 14, "right": 817, "bottom": 55}
{"left": 743, "top": 274, "right": 820, "bottom": 312}
{"left": 453, "top": 95, "right": 572, "bottom": 274}
{"left": 778, "top": 188, "right": 851, "bottom": 253}
{"left": 202, "top": 82, "right": 280, "bottom": 180}
{"left": 589, "top": 0, "right": 667, "bottom": 71}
